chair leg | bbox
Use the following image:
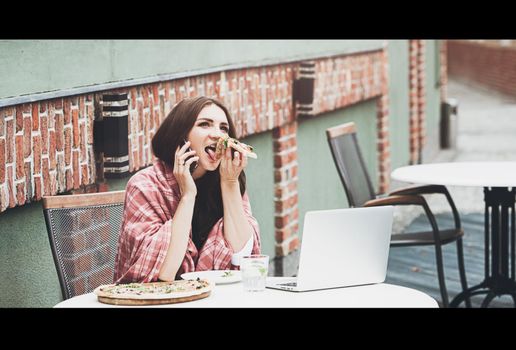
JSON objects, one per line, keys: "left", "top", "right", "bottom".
{"left": 456, "top": 238, "right": 472, "bottom": 308}
{"left": 434, "top": 243, "right": 450, "bottom": 307}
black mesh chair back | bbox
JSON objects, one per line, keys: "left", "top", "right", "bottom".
{"left": 326, "top": 122, "right": 376, "bottom": 207}
{"left": 326, "top": 122, "right": 471, "bottom": 307}
{"left": 42, "top": 191, "right": 126, "bottom": 300}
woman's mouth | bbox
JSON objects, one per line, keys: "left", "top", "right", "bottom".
{"left": 204, "top": 144, "right": 218, "bottom": 162}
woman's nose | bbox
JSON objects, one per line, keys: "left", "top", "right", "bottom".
{"left": 210, "top": 129, "right": 224, "bottom": 139}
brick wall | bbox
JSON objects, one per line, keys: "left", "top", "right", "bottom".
{"left": 409, "top": 40, "right": 426, "bottom": 165}
{"left": 126, "top": 67, "right": 294, "bottom": 173}
{"left": 448, "top": 40, "right": 516, "bottom": 96}
{"left": 273, "top": 121, "right": 299, "bottom": 255}
{"left": 0, "top": 49, "right": 391, "bottom": 258}
{"left": 0, "top": 96, "right": 96, "bottom": 212}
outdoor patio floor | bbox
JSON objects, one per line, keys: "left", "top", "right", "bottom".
{"left": 385, "top": 211, "right": 515, "bottom": 308}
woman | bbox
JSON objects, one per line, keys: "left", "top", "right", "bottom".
{"left": 114, "top": 96, "right": 261, "bottom": 283}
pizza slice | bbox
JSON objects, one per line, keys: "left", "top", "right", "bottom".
{"left": 215, "top": 135, "right": 258, "bottom": 159}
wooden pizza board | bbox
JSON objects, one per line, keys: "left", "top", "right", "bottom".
{"left": 97, "top": 290, "right": 212, "bottom": 306}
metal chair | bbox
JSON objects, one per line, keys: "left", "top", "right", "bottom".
{"left": 326, "top": 122, "right": 470, "bottom": 308}
{"left": 42, "top": 190, "right": 126, "bottom": 300}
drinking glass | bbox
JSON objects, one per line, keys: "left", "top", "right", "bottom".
{"left": 241, "top": 254, "right": 269, "bottom": 292}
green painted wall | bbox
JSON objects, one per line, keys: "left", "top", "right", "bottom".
{"left": 0, "top": 201, "right": 61, "bottom": 307}
{"left": 241, "top": 132, "right": 275, "bottom": 258}
{"left": 297, "top": 101, "right": 378, "bottom": 238}
{"left": 387, "top": 40, "right": 410, "bottom": 170}
{"left": 0, "top": 40, "right": 384, "bottom": 100}
{"left": 423, "top": 40, "right": 442, "bottom": 161}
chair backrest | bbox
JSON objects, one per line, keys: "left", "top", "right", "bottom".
{"left": 326, "top": 122, "right": 376, "bottom": 207}
{"left": 42, "top": 190, "right": 126, "bottom": 300}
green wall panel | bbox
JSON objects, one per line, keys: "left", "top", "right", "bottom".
{"left": 297, "top": 101, "right": 378, "bottom": 238}
{"left": 424, "top": 40, "right": 442, "bottom": 161}
{"left": 241, "top": 132, "right": 275, "bottom": 258}
{"left": 0, "top": 202, "right": 62, "bottom": 307}
{"left": 1, "top": 40, "right": 384, "bottom": 101}
{"left": 387, "top": 40, "right": 410, "bottom": 170}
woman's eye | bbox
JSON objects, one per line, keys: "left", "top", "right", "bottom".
{"left": 198, "top": 122, "right": 209, "bottom": 127}
{"left": 220, "top": 127, "right": 229, "bottom": 133}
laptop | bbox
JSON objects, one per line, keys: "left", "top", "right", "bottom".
{"left": 266, "top": 206, "right": 394, "bottom": 292}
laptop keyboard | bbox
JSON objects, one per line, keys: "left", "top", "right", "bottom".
{"left": 279, "top": 282, "right": 297, "bottom": 287}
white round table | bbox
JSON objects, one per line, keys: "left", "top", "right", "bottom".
{"left": 54, "top": 278, "right": 438, "bottom": 308}
{"left": 392, "top": 161, "right": 516, "bottom": 308}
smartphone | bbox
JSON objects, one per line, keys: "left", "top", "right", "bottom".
{"left": 182, "top": 140, "right": 198, "bottom": 174}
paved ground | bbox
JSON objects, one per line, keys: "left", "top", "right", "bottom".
{"left": 386, "top": 78, "right": 516, "bottom": 307}
{"left": 391, "top": 78, "right": 516, "bottom": 232}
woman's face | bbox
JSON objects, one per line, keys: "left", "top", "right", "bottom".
{"left": 187, "top": 103, "right": 230, "bottom": 179}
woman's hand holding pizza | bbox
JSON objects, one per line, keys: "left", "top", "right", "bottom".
{"left": 174, "top": 141, "right": 199, "bottom": 198}
{"left": 219, "top": 144, "right": 247, "bottom": 184}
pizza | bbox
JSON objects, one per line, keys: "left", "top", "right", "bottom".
{"left": 94, "top": 278, "right": 213, "bottom": 305}
{"left": 215, "top": 135, "right": 258, "bottom": 159}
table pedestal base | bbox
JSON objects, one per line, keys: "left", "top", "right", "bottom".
{"left": 451, "top": 187, "right": 516, "bottom": 308}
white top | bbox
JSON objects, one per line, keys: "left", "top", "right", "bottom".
{"left": 231, "top": 234, "right": 254, "bottom": 266}
{"left": 391, "top": 162, "right": 516, "bottom": 187}
{"left": 54, "top": 277, "right": 438, "bottom": 308}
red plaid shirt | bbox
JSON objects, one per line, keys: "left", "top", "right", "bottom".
{"left": 113, "top": 160, "right": 261, "bottom": 283}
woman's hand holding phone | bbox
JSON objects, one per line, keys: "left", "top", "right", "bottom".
{"left": 174, "top": 141, "right": 199, "bottom": 198}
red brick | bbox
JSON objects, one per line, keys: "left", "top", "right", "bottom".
{"left": 64, "top": 102, "right": 71, "bottom": 124}
{"left": 32, "top": 104, "right": 39, "bottom": 131}
{"left": 81, "top": 164, "right": 89, "bottom": 186}
{"left": 66, "top": 169, "right": 73, "bottom": 191}
{"left": 275, "top": 226, "right": 292, "bottom": 242}
{"left": 80, "top": 123, "right": 86, "bottom": 162}
{"left": 42, "top": 158, "right": 50, "bottom": 196}
{"left": 33, "top": 135, "right": 41, "bottom": 174}
{"left": 0, "top": 112, "right": 4, "bottom": 138}
{"left": 139, "top": 134, "right": 144, "bottom": 167}
{"left": 0, "top": 139, "right": 4, "bottom": 182}
{"left": 49, "top": 131, "right": 56, "bottom": 170}
{"left": 55, "top": 114, "right": 64, "bottom": 151}
{"left": 40, "top": 116, "right": 48, "bottom": 154}
{"left": 53, "top": 98, "right": 63, "bottom": 110}
{"left": 23, "top": 117, "right": 31, "bottom": 158}
{"left": 72, "top": 110, "right": 79, "bottom": 148}
{"left": 87, "top": 106, "right": 94, "bottom": 145}
{"left": 7, "top": 166, "right": 15, "bottom": 208}
{"left": 64, "top": 128, "right": 71, "bottom": 166}
{"left": 15, "top": 135, "right": 24, "bottom": 179}
{"left": 288, "top": 236, "right": 300, "bottom": 251}
{"left": 15, "top": 107, "right": 23, "bottom": 133}
{"left": 24, "top": 162, "right": 32, "bottom": 201}
{"left": 153, "top": 85, "right": 159, "bottom": 104}
{"left": 6, "top": 119, "right": 13, "bottom": 163}
{"left": 275, "top": 214, "right": 289, "bottom": 229}
{"left": 34, "top": 176, "right": 42, "bottom": 200}
{"left": 39, "top": 101, "right": 47, "bottom": 114}
{"left": 79, "top": 96, "right": 85, "bottom": 116}
{"left": 73, "top": 151, "right": 80, "bottom": 189}
{"left": 142, "top": 87, "right": 149, "bottom": 108}
{"left": 16, "top": 182, "right": 25, "bottom": 205}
